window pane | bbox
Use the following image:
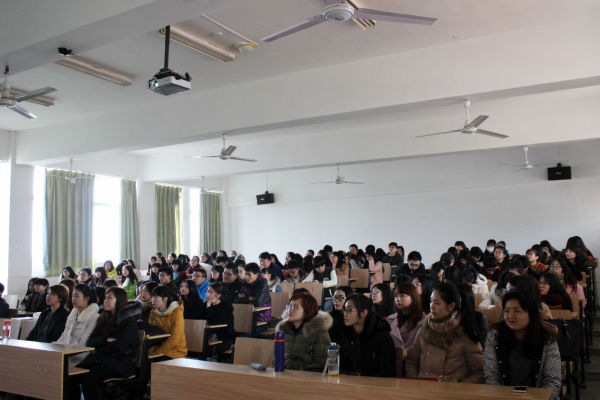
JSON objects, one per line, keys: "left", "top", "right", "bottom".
{"left": 93, "top": 176, "right": 121, "bottom": 266}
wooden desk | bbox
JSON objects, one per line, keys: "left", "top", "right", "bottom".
{"left": 151, "top": 359, "right": 551, "bottom": 400}
{"left": 0, "top": 339, "right": 94, "bottom": 400}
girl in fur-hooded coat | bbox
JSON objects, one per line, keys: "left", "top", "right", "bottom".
{"left": 276, "top": 310, "right": 333, "bottom": 370}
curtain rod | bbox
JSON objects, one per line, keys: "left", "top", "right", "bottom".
{"left": 45, "top": 167, "right": 134, "bottom": 181}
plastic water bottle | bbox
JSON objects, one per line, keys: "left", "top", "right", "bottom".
{"left": 274, "top": 331, "right": 285, "bottom": 372}
{"left": 327, "top": 342, "right": 339, "bottom": 376}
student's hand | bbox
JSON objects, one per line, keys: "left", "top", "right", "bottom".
{"left": 249, "top": 297, "right": 255, "bottom": 301}
{"left": 238, "top": 293, "right": 245, "bottom": 298}
{"left": 313, "top": 280, "right": 319, "bottom": 283}
{"left": 107, "top": 338, "right": 116, "bottom": 342}
{"left": 496, "top": 304, "right": 503, "bottom": 309}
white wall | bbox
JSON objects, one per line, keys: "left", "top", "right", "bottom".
{"left": 228, "top": 140, "right": 600, "bottom": 264}
{"left": 0, "top": 129, "right": 10, "bottom": 161}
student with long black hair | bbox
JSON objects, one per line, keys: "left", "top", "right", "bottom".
{"left": 328, "top": 286, "right": 355, "bottom": 344}
{"left": 387, "top": 283, "right": 425, "bottom": 349}
{"left": 461, "top": 265, "right": 489, "bottom": 298}
{"left": 94, "top": 267, "right": 108, "bottom": 286}
{"left": 563, "top": 244, "right": 591, "bottom": 280}
{"left": 406, "top": 283, "right": 484, "bottom": 383}
{"left": 61, "top": 266, "right": 78, "bottom": 282}
{"left": 202, "top": 283, "right": 235, "bottom": 358}
{"left": 537, "top": 272, "right": 573, "bottom": 311}
{"left": 79, "top": 267, "right": 97, "bottom": 288}
{"left": 68, "top": 287, "right": 141, "bottom": 400}
{"left": 26, "top": 285, "right": 70, "bottom": 343}
{"left": 507, "top": 274, "right": 553, "bottom": 320}
{"left": 18, "top": 277, "right": 38, "bottom": 311}
{"left": 412, "top": 275, "right": 434, "bottom": 314}
{"left": 180, "top": 279, "right": 204, "bottom": 320}
{"left": 429, "top": 263, "right": 444, "bottom": 288}
{"left": 484, "top": 290, "right": 561, "bottom": 400}
{"left": 443, "top": 266, "right": 461, "bottom": 285}
{"left": 549, "top": 258, "right": 586, "bottom": 308}
{"left": 120, "top": 265, "right": 138, "bottom": 300}
{"left": 370, "top": 283, "right": 394, "bottom": 319}
{"left": 103, "top": 260, "right": 117, "bottom": 279}
{"left": 148, "top": 285, "right": 187, "bottom": 360}
{"left": 456, "top": 283, "right": 488, "bottom": 349}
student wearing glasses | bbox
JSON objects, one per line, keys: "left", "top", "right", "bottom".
{"left": 527, "top": 248, "right": 548, "bottom": 273}
{"left": 222, "top": 265, "right": 242, "bottom": 302}
{"left": 79, "top": 267, "right": 97, "bottom": 288}
{"left": 235, "top": 262, "right": 272, "bottom": 334}
{"left": 387, "top": 283, "right": 426, "bottom": 349}
{"left": 158, "top": 266, "right": 180, "bottom": 297}
{"left": 537, "top": 273, "right": 573, "bottom": 311}
{"left": 192, "top": 267, "right": 210, "bottom": 301}
{"left": 275, "top": 292, "right": 332, "bottom": 371}
{"left": 283, "top": 260, "right": 308, "bottom": 284}
{"left": 335, "top": 294, "right": 396, "bottom": 377}
{"left": 302, "top": 256, "right": 337, "bottom": 311}
{"left": 328, "top": 286, "right": 355, "bottom": 344}
{"left": 398, "top": 252, "right": 426, "bottom": 280}
{"left": 370, "top": 283, "right": 394, "bottom": 319}
{"left": 549, "top": 258, "right": 586, "bottom": 308}
{"left": 29, "top": 278, "right": 50, "bottom": 312}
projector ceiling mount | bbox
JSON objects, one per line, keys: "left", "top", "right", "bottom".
{"left": 147, "top": 26, "right": 192, "bottom": 95}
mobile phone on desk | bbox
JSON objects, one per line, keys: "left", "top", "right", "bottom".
{"left": 513, "top": 386, "right": 528, "bottom": 392}
{"left": 251, "top": 363, "right": 266, "bottom": 371}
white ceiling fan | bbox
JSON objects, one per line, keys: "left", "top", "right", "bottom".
{"left": 500, "top": 146, "right": 568, "bottom": 172}
{"left": 260, "top": 0, "right": 437, "bottom": 42}
{"left": 416, "top": 100, "right": 508, "bottom": 139}
{"left": 64, "top": 158, "right": 94, "bottom": 184}
{"left": 309, "top": 164, "right": 364, "bottom": 185}
{"left": 188, "top": 134, "right": 257, "bottom": 162}
{"left": 0, "top": 66, "right": 57, "bottom": 119}
{"left": 200, "top": 176, "right": 222, "bottom": 194}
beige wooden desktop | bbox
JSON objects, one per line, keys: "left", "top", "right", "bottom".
{"left": 151, "top": 359, "right": 551, "bottom": 400}
{"left": 0, "top": 339, "right": 93, "bottom": 400}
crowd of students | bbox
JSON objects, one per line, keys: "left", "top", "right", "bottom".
{"left": 0, "top": 236, "right": 594, "bottom": 400}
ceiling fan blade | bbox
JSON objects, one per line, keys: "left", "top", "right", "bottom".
{"left": 499, "top": 163, "right": 523, "bottom": 167}
{"left": 9, "top": 103, "right": 36, "bottom": 119}
{"left": 415, "top": 130, "right": 460, "bottom": 138}
{"left": 229, "top": 157, "right": 257, "bottom": 162}
{"left": 353, "top": 8, "right": 437, "bottom": 25}
{"left": 476, "top": 129, "right": 508, "bottom": 139}
{"left": 261, "top": 15, "right": 326, "bottom": 42}
{"left": 13, "top": 87, "right": 57, "bottom": 102}
{"left": 223, "top": 145, "right": 237, "bottom": 156}
{"left": 308, "top": 181, "right": 335, "bottom": 184}
{"left": 465, "top": 115, "right": 488, "bottom": 128}
{"left": 530, "top": 163, "right": 556, "bottom": 167}
{"left": 341, "top": 181, "right": 364, "bottom": 184}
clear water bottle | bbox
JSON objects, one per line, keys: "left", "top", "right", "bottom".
{"left": 2, "top": 320, "right": 10, "bottom": 341}
{"left": 327, "top": 342, "right": 339, "bottom": 376}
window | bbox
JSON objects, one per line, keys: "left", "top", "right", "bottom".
{"left": 93, "top": 176, "right": 121, "bottom": 267}
{"left": 189, "top": 189, "right": 200, "bottom": 256}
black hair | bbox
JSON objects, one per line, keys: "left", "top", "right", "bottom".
{"left": 407, "top": 251, "right": 422, "bottom": 262}
{"left": 62, "top": 266, "right": 77, "bottom": 280}
{"left": 225, "top": 264, "right": 239, "bottom": 275}
{"left": 94, "top": 267, "right": 108, "bottom": 285}
{"left": 152, "top": 285, "right": 173, "bottom": 307}
{"left": 388, "top": 242, "right": 398, "bottom": 248}
{"left": 429, "top": 263, "right": 444, "bottom": 287}
{"left": 180, "top": 279, "right": 202, "bottom": 308}
{"left": 209, "top": 282, "right": 224, "bottom": 297}
{"left": 158, "top": 267, "right": 173, "bottom": 279}
{"left": 234, "top": 258, "right": 246, "bottom": 268}
{"left": 443, "top": 266, "right": 461, "bottom": 285}
{"left": 286, "top": 260, "right": 300, "bottom": 271}
{"left": 495, "top": 271, "right": 514, "bottom": 296}
{"left": 126, "top": 259, "right": 138, "bottom": 271}
{"left": 123, "top": 265, "right": 138, "bottom": 285}
{"left": 365, "top": 245, "right": 375, "bottom": 254}
{"left": 460, "top": 267, "right": 476, "bottom": 285}
{"left": 395, "top": 274, "right": 413, "bottom": 286}
{"left": 508, "top": 275, "right": 544, "bottom": 310}
{"left": 487, "top": 239, "right": 497, "bottom": 247}
{"left": 0, "top": 282, "right": 4, "bottom": 294}
{"left": 192, "top": 267, "right": 207, "bottom": 279}
{"left": 244, "top": 262, "right": 260, "bottom": 275}
{"left": 494, "top": 246, "right": 508, "bottom": 262}
{"left": 292, "top": 288, "right": 310, "bottom": 295}
{"left": 260, "top": 267, "right": 273, "bottom": 276}
{"left": 103, "top": 279, "right": 118, "bottom": 289}
{"left": 334, "top": 286, "right": 355, "bottom": 298}
{"left": 349, "top": 244, "right": 358, "bottom": 250}
{"left": 74, "top": 283, "right": 97, "bottom": 305}
{"left": 94, "top": 287, "right": 106, "bottom": 306}
{"left": 507, "top": 261, "right": 524, "bottom": 275}
{"left": 345, "top": 294, "right": 373, "bottom": 323}
{"left": 216, "top": 256, "right": 230, "bottom": 265}
{"left": 482, "top": 255, "right": 499, "bottom": 269}
{"left": 440, "top": 253, "right": 454, "bottom": 269}
{"left": 80, "top": 267, "right": 93, "bottom": 283}
{"left": 312, "top": 256, "right": 327, "bottom": 269}
{"left": 551, "top": 257, "right": 578, "bottom": 292}
{"left": 372, "top": 283, "right": 394, "bottom": 316}
{"left": 259, "top": 252, "right": 271, "bottom": 261}
{"left": 34, "top": 278, "right": 49, "bottom": 287}
{"left": 211, "top": 265, "right": 224, "bottom": 282}
{"left": 531, "top": 244, "right": 549, "bottom": 264}
{"left": 25, "top": 278, "right": 38, "bottom": 296}
{"left": 446, "top": 247, "right": 459, "bottom": 263}
{"left": 104, "top": 260, "right": 115, "bottom": 271}
{"left": 498, "top": 241, "right": 506, "bottom": 247}
{"left": 458, "top": 249, "right": 473, "bottom": 266}
{"left": 470, "top": 246, "right": 483, "bottom": 260}
{"left": 375, "top": 248, "right": 387, "bottom": 263}
{"left": 455, "top": 283, "right": 477, "bottom": 311}
{"left": 434, "top": 283, "right": 479, "bottom": 343}
{"left": 323, "top": 245, "right": 333, "bottom": 253}
{"left": 169, "top": 252, "right": 177, "bottom": 260}
{"left": 414, "top": 274, "right": 434, "bottom": 314}
{"left": 455, "top": 241, "right": 467, "bottom": 249}
{"left": 538, "top": 272, "right": 573, "bottom": 311}
{"left": 115, "top": 262, "right": 126, "bottom": 276}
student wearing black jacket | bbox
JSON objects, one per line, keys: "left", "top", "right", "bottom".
{"left": 398, "top": 251, "right": 426, "bottom": 280}
{"left": 335, "top": 294, "right": 396, "bottom": 377}
{"left": 222, "top": 265, "right": 242, "bottom": 302}
{"left": 28, "top": 278, "right": 50, "bottom": 313}
{"left": 201, "top": 283, "right": 235, "bottom": 357}
{"left": 180, "top": 279, "right": 205, "bottom": 320}
{"left": 68, "top": 287, "right": 141, "bottom": 400}
{"left": 26, "top": 285, "right": 70, "bottom": 343}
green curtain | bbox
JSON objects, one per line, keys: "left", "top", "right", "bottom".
{"left": 43, "top": 169, "right": 94, "bottom": 276}
{"left": 155, "top": 184, "right": 182, "bottom": 255}
{"left": 199, "top": 192, "right": 221, "bottom": 254}
{"left": 120, "top": 179, "right": 140, "bottom": 267}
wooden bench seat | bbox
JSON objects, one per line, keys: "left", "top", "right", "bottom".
{"left": 68, "top": 366, "right": 90, "bottom": 376}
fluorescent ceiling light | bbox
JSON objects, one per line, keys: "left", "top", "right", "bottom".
{"left": 55, "top": 58, "right": 132, "bottom": 86}
{"left": 158, "top": 27, "right": 236, "bottom": 63}
{"left": 9, "top": 89, "right": 55, "bottom": 107}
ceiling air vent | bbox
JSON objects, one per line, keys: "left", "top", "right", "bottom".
{"left": 158, "top": 27, "right": 236, "bottom": 63}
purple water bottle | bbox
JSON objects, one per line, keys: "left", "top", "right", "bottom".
{"left": 274, "top": 331, "right": 285, "bottom": 372}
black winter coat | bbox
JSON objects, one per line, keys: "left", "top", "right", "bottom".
{"left": 26, "top": 307, "right": 69, "bottom": 343}
{"left": 328, "top": 309, "right": 345, "bottom": 345}
{"left": 398, "top": 263, "right": 426, "bottom": 280}
{"left": 202, "top": 299, "right": 235, "bottom": 340}
{"left": 222, "top": 279, "right": 242, "bottom": 303}
{"left": 183, "top": 298, "right": 206, "bottom": 320}
{"left": 79, "top": 301, "right": 141, "bottom": 378}
{"left": 335, "top": 312, "right": 396, "bottom": 377}
{"left": 28, "top": 293, "right": 49, "bottom": 313}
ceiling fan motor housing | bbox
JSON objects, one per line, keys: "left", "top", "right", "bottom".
{"left": 323, "top": 4, "right": 354, "bottom": 22}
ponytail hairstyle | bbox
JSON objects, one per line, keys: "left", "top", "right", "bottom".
{"left": 435, "top": 283, "right": 480, "bottom": 344}
{"left": 345, "top": 294, "right": 373, "bottom": 324}
{"left": 92, "top": 287, "right": 128, "bottom": 337}
{"left": 393, "top": 283, "right": 423, "bottom": 331}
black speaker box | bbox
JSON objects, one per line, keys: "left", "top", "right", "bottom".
{"left": 256, "top": 191, "right": 274, "bottom": 205}
{"left": 547, "top": 164, "right": 571, "bottom": 181}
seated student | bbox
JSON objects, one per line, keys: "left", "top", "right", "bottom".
{"left": 493, "top": 246, "right": 510, "bottom": 271}
{"left": 383, "top": 242, "right": 404, "bottom": 278}
{"left": 235, "top": 262, "right": 272, "bottom": 334}
{"left": 334, "top": 294, "right": 395, "bottom": 377}
{"left": 540, "top": 240, "right": 559, "bottom": 260}
{"left": 479, "top": 255, "right": 502, "bottom": 282}
{"left": 549, "top": 258, "right": 586, "bottom": 308}
{"left": 537, "top": 273, "right": 573, "bottom": 311}
{"left": 412, "top": 275, "right": 434, "bottom": 314}
{"left": 461, "top": 266, "right": 489, "bottom": 298}
{"left": 261, "top": 267, "right": 282, "bottom": 292}
{"left": 171, "top": 259, "right": 188, "bottom": 288}
{"left": 18, "top": 278, "right": 38, "bottom": 312}
{"left": 200, "top": 283, "right": 235, "bottom": 358}
{"left": 507, "top": 261, "right": 525, "bottom": 276}
{"left": 455, "top": 241, "right": 467, "bottom": 252}
{"left": 371, "top": 283, "right": 394, "bottom": 319}
{"left": 526, "top": 248, "right": 548, "bottom": 273}
{"left": 301, "top": 256, "right": 337, "bottom": 311}
{"left": 28, "top": 278, "right": 50, "bottom": 312}
{"left": 148, "top": 286, "right": 187, "bottom": 360}
{"left": 328, "top": 286, "right": 354, "bottom": 344}
{"left": 222, "top": 264, "right": 242, "bottom": 302}
{"left": 235, "top": 259, "right": 246, "bottom": 282}
{"left": 180, "top": 279, "right": 205, "bottom": 320}
{"left": 26, "top": 284, "right": 70, "bottom": 342}
{"left": 259, "top": 252, "right": 284, "bottom": 280}
{"left": 395, "top": 274, "right": 413, "bottom": 286}
{"left": 138, "top": 281, "right": 158, "bottom": 322}
{"left": 562, "top": 245, "right": 590, "bottom": 281}
{"left": 406, "top": 283, "right": 484, "bottom": 383}
{"left": 456, "top": 284, "right": 488, "bottom": 349}
{"left": 497, "top": 241, "right": 514, "bottom": 256}
{"left": 458, "top": 249, "right": 474, "bottom": 268}
{"left": 479, "top": 271, "right": 513, "bottom": 309}
{"left": 276, "top": 292, "right": 332, "bottom": 371}
{"left": 483, "top": 239, "right": 497, "bottom": 258}
{"left": 148, "top": 262, "right": 161, "bottom": 284}
{"left": 114, "top": 262, "right": 126, "bottom": 284}
{"left": 283, "top": 261, "right": 308, "bottom": 284}
{"left": 120, "top": 265, "right": 138, "bottom": 300}
{"left": 94, "top": 267, "right": 108, "bottom": 286}
{"left": 185, "top": 255, "right": 199, "bottom": 275}
{"left": 0, "top": 282, "right": 8, "bottom": 318}
{"left": 61, "top": 278, "right": 76, "bottom": 311}
{"left": 68, "top": 287, "right": 141, "bottom": 400}
{"left": 79, "top": 267, "right": 97, "bottom": 288}
{"left": 103, "top": 279, "right": 118, "bottom": 289}
{"left": 507, "top": 275, "right": 553, "bottom": 319}
{"left": 387, "top": 283, "right": 426, "bottom": 349}
{"left": 443, "top": 266, "right": 461, "bottom": 285}
{"left": 330, "top": 251, "right": 349, "bottom": 276}
{"left": 398, "top": 251, "right": 426, "bottom": 280}
{"left": 103, "top": 260, "right": 117, "bottom": 279}
{"left": 158, "top": 266, "right": 180, "bottom": 297}
{"left": 365, "top": 250, "right": 383, "bottom": 290}
{"left": 210, "top": 265, "right": 224, "bottom": 283}
{"left": 470, "top": 247, "right": 484, "bottom": 267}
{"left": 484, "top": 290, "right": 561, "bottom": 400}
{"left": 94, "top": 287, "right": 106, "bottom": 311}
{"left": 61, "top": 265, "right": 78, "bottom": 282}
{"left": 192, "top": 267, "right": 210, "bottom": 301}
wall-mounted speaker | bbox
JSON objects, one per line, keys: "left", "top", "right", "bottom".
{"left": 256, "top": 191, "right": 274, "bottom": 205}
{"left": 548, "top": 163, "right": 571, "bottom": 181}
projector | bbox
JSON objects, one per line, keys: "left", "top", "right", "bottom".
{"left": 147, "top": 69, "right": 191, "bottom": 96}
